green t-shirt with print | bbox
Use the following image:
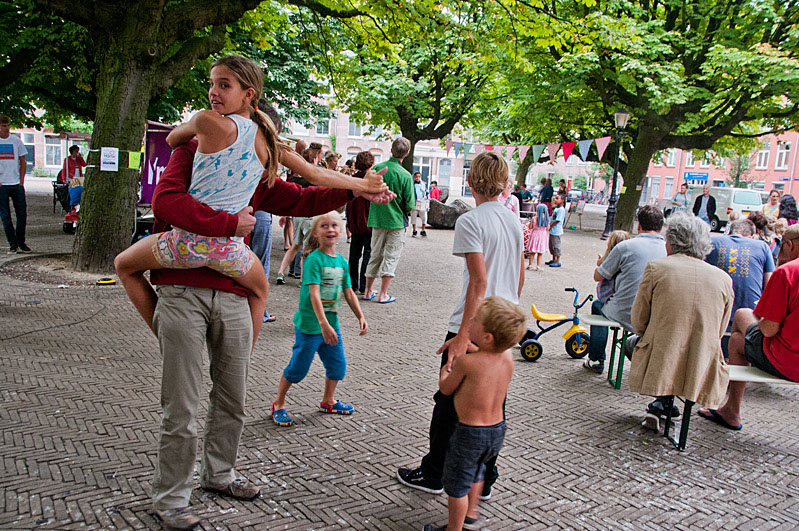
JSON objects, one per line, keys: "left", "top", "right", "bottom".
{"left": 293, "top": 249, "right": 352, "bottom": 334}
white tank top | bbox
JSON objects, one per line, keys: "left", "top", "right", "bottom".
{"left": 188, "top": 114, "right": 265, "bottom": 214}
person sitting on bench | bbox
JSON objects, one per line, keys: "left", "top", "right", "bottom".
{"left": 629, "top": 213, "right": 733, "bottom": 421}
{"left": 698, "top": 225, "right": 799, "bottom": 430}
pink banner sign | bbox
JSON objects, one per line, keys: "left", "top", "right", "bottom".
{"left": 140, "top": 124, "right": 173, "bottom": 205}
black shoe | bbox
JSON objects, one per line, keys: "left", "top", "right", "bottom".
{"left": 544, "top": 260, "right": 554, "bottom": 266}
{"left": 479, "top": 484, "right": 492, "bottom": 500}
{"left": 292, "top": 271, "right": 302, "bottom": 279}
{"left": 7, "top": 246, "right": 17, "bottom": 255}
{"left": 624, "top": 335, "right": 639, "bottom": 360}
{"left": 423, "top": 525, "right": 446, "bottom": 531}
{"left": 17, "top": 243, "right": 31, "bottom": 253}
{"left": 583, "top": 359, "right": 604, "bottom": 374}
{"left": 396, "top": 467, "right": 443, "bottom": 494}
{"left": 648, "top": 398, "right": 680, "bottom": 419}
{"left": 420, "top": 230, "right": 427, "bottom": 238}
{"left": 412, "top": 230, "right": 418, "bottom": 237}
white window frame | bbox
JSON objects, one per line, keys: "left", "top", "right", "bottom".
{"left": 649, "top": 176, "right": 660, "bottom": 200}
{"left": 437, "top": 158, "right": 452, "bottom": 188}
{"left": 348, "top": 122, "right": 362, "bottom": 138}
{"left": 45, "top": 136, "right": 63, "bottom": 167}
{"left": 755, "top": 142, "right": 770, "bottom": 170}
{"left": 699, "top": 154, "right": 711, "bottom": 168}
{"left": 369, "top": 125, "right": 384, "bottom": 139}
{"left": 292, "top": 120, "right": 310, "bottom": 136}
{"left": 315, "top": 119, "right": 329, "bottom": 135}
{"left": 776, "top": 142, "right": 790, "bottom": 170}
{"left": 370, "top": 150, "right": 382, "bottom": 164}
{"left": 685, "top": 152, "right": 695, "bottom": 168}
{"left": 653, "top": 153, "right": 663, "bottom": 167}
{"left": 664, "top": 177, "right": 674, "bottom": 199}
{"left": 666, "top": 149, "right": 677, "bottom": 167}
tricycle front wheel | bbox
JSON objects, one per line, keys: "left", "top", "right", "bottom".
{"left": 565, "top": 333, "right": 590, "bottom": 359}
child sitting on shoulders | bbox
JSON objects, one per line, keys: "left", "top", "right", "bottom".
{"left": 424, "top": 297, "right": 527, "bottom": 531}
{"left": 596, "top": 230, "right": 631, "bottom": 303}
{"left": 271, "top": 210, "right": 368, "bottom": 427}
{"left": 525, "top": 204, "right": 550, "bottom": 271}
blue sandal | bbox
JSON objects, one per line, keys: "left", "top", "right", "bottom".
{"left": 319, "top": 400, "right": 354, "bottom": 415}
{"left": 271, "top": 402, "right": 293, "bottom": 427}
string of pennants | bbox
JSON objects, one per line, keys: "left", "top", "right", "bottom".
{"left": 444, "top": 137, "right": 612, "bottom": 163}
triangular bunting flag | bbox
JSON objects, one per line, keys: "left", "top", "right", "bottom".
{"left": 595, "top": 136, "right": 611, "bottom": 161}
{"left": 484, "top": 144, "right": 493, "bottom": 151}
{"left": 445, "top": 140, "right": 453, "bottom": 156}
{"left": 463, "top": 143, "right": 473, "bottom": 156}
{"left": 506, "top": 145, "right": 516, "bottom": 160}
{"left": 577, "top": 139, "right": 593, "bottom": 161}
{"left": 518, "top": 145, "right": 530, "bottom": 161}
{"left": 454, "top": 141, "right": 463, "bottom": 156}
{"left": 531, "top": 144, "right": 545, "bottom": 162}
{"left": 561, "top": 141, "right": 577, "bottom": 162}
{"left": 546, "top": 143, "right": 560, "bottom": 162}
{"left": 473, "top": 144, "right": 484, "bottom": 154}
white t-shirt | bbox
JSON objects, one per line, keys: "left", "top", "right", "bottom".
{"left": 0, "top": 134, "right": 26, "bottom": 185}
{"left": 448, "top": 200, "right": 523, "bottom": 333}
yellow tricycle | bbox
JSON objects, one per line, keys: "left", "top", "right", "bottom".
{"left": 520, "top": 287, "right": 592, "bottom": 362}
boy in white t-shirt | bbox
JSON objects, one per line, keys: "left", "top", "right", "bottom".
{"left": 397, "top": 151, "right": 525, "bottom": 504}
{"left": 0, "top": 115, "right": 31, "bottom": 254}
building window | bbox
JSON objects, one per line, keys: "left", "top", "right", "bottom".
{"left": 346, "top": 148, "right": 360, "bottom": 162}
{"left": 664, "top": 177, "right": 674, "bottom": 198}
{"left": 413, "top": 156, "right": 432, "bottom": 181}
{"left": 369, "top": 149, "right": 382, "bottom": 164}
{"left": 45, "top": 136, "right": 62, "bottom": 166}
{"left": 438, "top": 159, "right": 452, "bottom": 188}
{"left": 715, "top": 157, "right": 726, "bottom": 169}
{"left": 462, "top": 159, "right": 473, "bottom": 196}
{"left": 369, "top": 125, "right": 384, "bottom": 139}
{"left": 316, "top": 119, "right": 329, "bottom": 135}
{"left": 755, "top": 142, "right": 770, "bottom": 170}
{"left": 776, "top": 142, "right": 790, "bottom": 170}
{"left": 699, "top": 154, "right": 711, "bottom": 168}
{"left": 772, "top": 182, "right": 785, "bottom": 192}
{"left": 292, "top": 120, "right": 309, "bottom": 136}
{"left": 348, "top": 122, "right": 361, "bottom": 137}
{"left": 21, "top": 133, "right": 35, "bottom": 174}
{"left": 712, "top": 179, "right": 725, "bottom": 187}
{"left": 648, "top": 176, "right": 660, "bottom": 200}
{"left": 653, "top": 153, "right": 663, "bottom": 167}
{"left": 685, "top": 152, "right": 695, "bottom": 168}
{"left": 666, "top": 149, "right": 677, "bottom": 167}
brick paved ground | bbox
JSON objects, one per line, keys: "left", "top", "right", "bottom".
{"left": 2, "top": 188, "right": 799, "bottom": 530}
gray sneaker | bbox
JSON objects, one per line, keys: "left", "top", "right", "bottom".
{"left": 155, "top": 507, "right": 201, "bottom": 530}
{"left": 202, "top": 477, "right": 260, "bottom": 500}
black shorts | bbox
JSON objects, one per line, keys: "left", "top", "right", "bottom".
{"left": 442, "top": 421, "right": 506, "bottom": 498}
{"left": 744, "top": 323, "right": 788, "bottom": 380}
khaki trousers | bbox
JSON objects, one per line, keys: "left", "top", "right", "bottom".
{"left": 151, "top": 285, "right": 252, "bottom": 510}
{"left": 366, "top": 228, "right": 405, "bottom": 278}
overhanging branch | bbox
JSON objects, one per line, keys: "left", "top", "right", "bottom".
{"left": 151, "top": 26, "right": 227, "bottom": 98}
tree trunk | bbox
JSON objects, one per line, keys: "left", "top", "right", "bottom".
{"left": 515, "top": 150, "right": 534, "bottom": 186}
{"left": 70, "top": 47, "right": 156, "bottom": 272}
{"left": 614, "top": 126, "right": 662, "bottom": 232}
{"left": 401, "top": 137, "right": 417, "bottom": 174}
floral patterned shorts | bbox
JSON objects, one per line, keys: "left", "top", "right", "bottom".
{"left": 152, "top": 229, "right": 255, "bottom": 277}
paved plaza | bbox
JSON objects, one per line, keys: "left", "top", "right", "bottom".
{"left": 1, "top": 186, "right": 799, "bottom": 530}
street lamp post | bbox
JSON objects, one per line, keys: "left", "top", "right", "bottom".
{"left": 601, "top": 108, "right": 630, "bottom": 240}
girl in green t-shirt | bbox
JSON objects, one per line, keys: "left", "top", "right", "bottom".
{"left": 271, "top": 211, "right": 369, "bottom": 427}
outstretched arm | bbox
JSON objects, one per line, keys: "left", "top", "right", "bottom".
{"left": 280, "top": 149, "right": 387, "bottom": 193}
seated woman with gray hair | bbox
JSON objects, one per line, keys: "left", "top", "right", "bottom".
{"left": 627, "top": 212, "right": 734, "bottom": 427}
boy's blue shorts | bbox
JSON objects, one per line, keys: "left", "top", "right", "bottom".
{"left": 283, "top": 327, "right": 347, "bottom": 383}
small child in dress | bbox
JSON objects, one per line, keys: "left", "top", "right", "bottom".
{"left": 547, "top": 195, "right": 566, "bottom": 267}
{"left": 424, "top": 297, "right": 527, "bottom": 531}
{"left": 270, "top": 211, "right": 368, "bottom": 427}
{"left": 595, "top": 230, "right": 631, "bottom": 303}
{"left": 525, "top": 204, "right": 550, "bottom": 271}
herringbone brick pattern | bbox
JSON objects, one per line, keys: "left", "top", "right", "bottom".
{"left": 1, "top": 191, "right": 798, "bottom": 529}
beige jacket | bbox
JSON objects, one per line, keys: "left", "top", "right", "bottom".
{"left": 629, "top": 253, "right": 734, "bottom": 407}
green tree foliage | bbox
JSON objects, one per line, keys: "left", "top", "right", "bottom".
{"left": 300, "top": 1, "right": 501, "bottom": 172}
{"left": 482, "top": 0, "right": 799, "bottom": 230}
{"left": 726, "top": 154, "right": 754, "bottom": 188}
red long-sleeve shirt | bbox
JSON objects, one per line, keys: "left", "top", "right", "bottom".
{"left": 150, "top": 140, "right": 350, "bottom": 296}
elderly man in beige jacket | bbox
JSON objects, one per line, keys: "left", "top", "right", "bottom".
{"left": 629, "top": 213, "right": 734, "bottom": 421}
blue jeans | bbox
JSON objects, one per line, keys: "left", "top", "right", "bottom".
{"left": 0, "top": 185, "right": 27, "bottom": 248}
{"left": 250, "top": 211, "right": 272, "bottom": 318}
{"left": 588, "top": 299, "right": 609, "bottom": 362}
{"left": 283, "top": 327, "right": 347, "bottom": 383}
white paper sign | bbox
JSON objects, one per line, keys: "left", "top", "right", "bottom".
{"left": 100, "top": 147, "right": 119, "bottom": 171}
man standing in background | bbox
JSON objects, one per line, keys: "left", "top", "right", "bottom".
{"left": 0, "top": 114, "right": 31, "bottom": 254}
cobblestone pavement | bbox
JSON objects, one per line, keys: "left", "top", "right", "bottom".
{"left": 2, "top": 190, "right": 798, "bottom": 530}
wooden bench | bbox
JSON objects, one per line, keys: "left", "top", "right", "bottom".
{"left": 659, "top": 365, "right": 799, "bottom": 451}
{"left": 580, "top": 314, "right": 630, "bottom": 390}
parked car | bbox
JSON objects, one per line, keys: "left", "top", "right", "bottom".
{"left": 687, "top": 185, "right": 764, "bottom": 232}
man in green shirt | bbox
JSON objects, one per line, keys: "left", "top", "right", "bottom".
{"left": 363, "top": 137, "right": 416, "bottom": 304}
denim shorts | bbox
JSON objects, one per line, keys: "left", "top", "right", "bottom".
{"left": 442, "top": 421, "right": 506, "bottom": 498}
{"left": 283, "top": 327, "right": 347, "bottom": 383}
